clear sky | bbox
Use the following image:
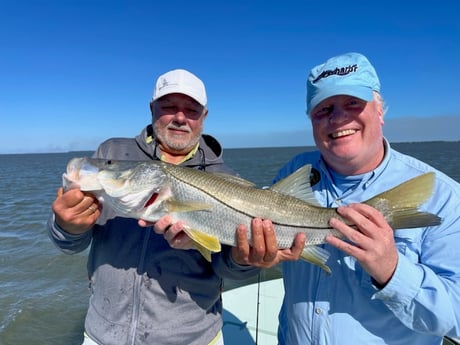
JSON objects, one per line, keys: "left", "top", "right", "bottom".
{"left": 1, "top": 0, "right": 459, "bottom": 154}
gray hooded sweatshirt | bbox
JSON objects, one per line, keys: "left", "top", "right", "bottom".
{"left": 48, "top": 125, "right": 259, "bottom": 345}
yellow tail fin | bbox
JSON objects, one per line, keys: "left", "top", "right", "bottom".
{"left": 365, "top": 172, "right": 441, "bottom": 229}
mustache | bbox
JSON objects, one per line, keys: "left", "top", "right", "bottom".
{"left": 167, "top": 124, "right": 191, "bottom": 133}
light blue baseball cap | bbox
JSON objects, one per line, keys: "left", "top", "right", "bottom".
{"left": 306, "top": 52, "right": 380, "bottom": 114}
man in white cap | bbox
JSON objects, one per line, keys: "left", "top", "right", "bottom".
{"left": 244, "top": 52, "right": 460, "bottom": 344}
{"left": 48, "top": 69, "right": 277, "bottom": 345}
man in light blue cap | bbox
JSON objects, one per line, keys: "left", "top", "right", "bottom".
{"left": 244, "top": 52, "right": 460, "bottom": 344}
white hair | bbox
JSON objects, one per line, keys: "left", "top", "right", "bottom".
{"left": 374, "top": 92, "right": 388, "bottom": 117}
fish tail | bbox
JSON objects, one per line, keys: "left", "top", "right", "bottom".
{"left": 365, "top": 172, "right": 441, "bottom": 229}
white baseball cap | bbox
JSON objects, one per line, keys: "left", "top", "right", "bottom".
{"left": 152, "top": 69, "right": 207, "bottom": 107}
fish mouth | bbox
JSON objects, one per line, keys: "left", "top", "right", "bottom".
{"left": 329, "top": 129, "right": 357, "bottom": 139}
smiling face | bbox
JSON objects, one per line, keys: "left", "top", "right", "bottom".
{"left": 310, "top": 93, "right": 385, "bottom": 175}
{"left": 150, "top": 93, "right": 208, "bottom": 164}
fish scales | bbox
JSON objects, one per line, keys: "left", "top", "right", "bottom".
{"left": 162, "top": 163, "right": 341, "bottom": 248}
{"left": 162, "top": 162, "right": 338, "bottom": 226}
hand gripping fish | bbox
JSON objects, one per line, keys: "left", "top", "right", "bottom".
{"left": 63, "top": 157, "right": 441, "bottom": 273}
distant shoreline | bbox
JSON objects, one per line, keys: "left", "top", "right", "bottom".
{"left": 1, "top": 140, "right": 459, "bottom": 156}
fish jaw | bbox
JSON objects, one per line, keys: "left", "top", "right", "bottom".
{"left": 63, "top": 158, "right": 103, "bottom": 192}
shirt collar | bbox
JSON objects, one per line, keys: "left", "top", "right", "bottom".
{"left": 160, "top": 143, "right": 199, "bottom": 164}
{"left": 146, "top": 134, "right": 200, "bottom": 164}
{"left": 318, "top": 138, "right": 391, "bottom": 192}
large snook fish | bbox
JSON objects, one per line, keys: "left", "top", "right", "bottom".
{"left": 63, "top": 157, "right": 441, "bottom": 273}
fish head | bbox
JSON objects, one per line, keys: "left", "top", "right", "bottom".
{"left": 63, "top": 157, "right": 103, "bottom": 192}
{"left": 64, "top": 158, "right": 171, "bottom": 221}
{"left": 98, "top": 165, "right": 171, "bottom": 220}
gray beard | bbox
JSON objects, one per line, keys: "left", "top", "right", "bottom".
{"left": 153, "top": 122, "right": 202, "bottom": 153}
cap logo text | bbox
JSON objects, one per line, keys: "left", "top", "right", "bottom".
{"left": 158, "top": 78, "right": 175, "bottom": 90}
{"left": 313, "top": 64, "right": 358, "bottom": 83}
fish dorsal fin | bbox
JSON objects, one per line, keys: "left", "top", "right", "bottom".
{"left": 269, "top": 164, "right": 321, "bottom": 206}
{"left": 212, "top": 172, "right": 256, "bottom": 187}
{"left": 182, "top": 226, "right": 222, "bottom": 262}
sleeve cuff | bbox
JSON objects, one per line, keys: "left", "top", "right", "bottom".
{"left": 372, "top": 252, "right": 423, "bottom": 306}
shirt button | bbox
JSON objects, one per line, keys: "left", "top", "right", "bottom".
{"left": 315, "top": 308, "right": 322, "bottom": 315}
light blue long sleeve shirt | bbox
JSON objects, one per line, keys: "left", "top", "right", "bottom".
{"left": 276, "top": 140, "right": 460, "bottom": 345}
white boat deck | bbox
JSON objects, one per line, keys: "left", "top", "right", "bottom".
{"left": 222, "top": 278, "right": 282, "bottom": 344}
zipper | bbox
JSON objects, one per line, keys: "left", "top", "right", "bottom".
{"left": 127, "top": 228, "right": 151, "bottom": 345}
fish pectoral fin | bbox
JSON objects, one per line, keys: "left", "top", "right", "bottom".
{"left": 182, "top": 227, "right": 221, "bottom": 261}
{"left": 300, "top": 246, "right": 331, "bottom": 274}
{"left": 166, "top": 200, "right": 213, "bottom": 213}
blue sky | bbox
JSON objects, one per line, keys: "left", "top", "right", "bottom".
{"left": 1, "top": 0, "right": 459, "bottom": 154}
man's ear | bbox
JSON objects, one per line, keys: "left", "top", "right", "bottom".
{"left": 377, "top": 103, "right": 384, "bottom": 125}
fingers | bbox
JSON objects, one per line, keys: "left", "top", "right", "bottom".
{"left": 52, "top": 188, "right": 100, "bottom": 234}
{"left": 234, "top": 218, "right": 276, "bottom": 265}
{"left": 138, "top": 219, "right": 154, "bottom": 227}
{"left": 163, "top": 221, "right": 185, "bottom": 242}
{"left": 327, "top": 205, "right": 376, "bottom": 254}
{"left": 168, "top": 231, "right": 194, "bottom": 250}
{"left": 290, "top": 232, "right": 307, "bottom": 257}
{"left": 56, "top": 187, "right": 64, "bottom": 198}
{"left": 73, "top": 195, "right": 100, "bottom": 220}
{"left": 251, "top": 218, "right": 277, "bottom": 263}
{"left": 327, "top": 204, "right": 398, "bottom": 286}
{"left": 233, "top": 224, "right": 250, "bottom": 264}
{"left": 329, "top": 204, "right": 393, "bottom": 247}
{"left": 152, "top": 215, "right": 173, "bottom": 234}
{"left": 232, "top": 218, "right": 285, "bottom": 268}
{"left": 151, "top": 216, "right": 195, "bottom": 249}
{"left": 87, "top": 204, "right": 99, "bottom": 215}
{"left": 54, "top": 188, "right": 98, "bottom": 214}
{"left": 276, "top": 232, "right": 306, "bottom": 262}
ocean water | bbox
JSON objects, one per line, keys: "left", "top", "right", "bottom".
{"left": 0, "top": 142, "right": 459, "bottom": 345}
